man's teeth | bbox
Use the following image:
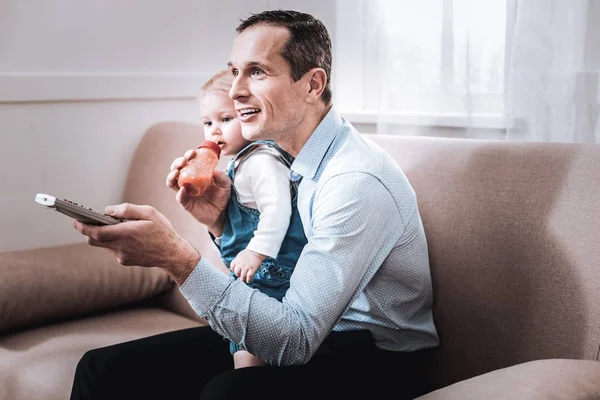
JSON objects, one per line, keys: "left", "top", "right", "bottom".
{"left": 240, "top": 109, "right": 260, "bottom": 116}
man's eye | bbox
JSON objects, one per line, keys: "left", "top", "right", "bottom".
{"left": 231, "top": 69, "right": 239, "bottom": 77}
{"left": 251, "top": 68, "right": 264, "bottom": 76}
{"left": 222, "top": 116, "right": 232, "bottom": 122}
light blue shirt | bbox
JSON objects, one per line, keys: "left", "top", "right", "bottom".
{"left": 180, "top": 106, "right": 439, "bottom": 366}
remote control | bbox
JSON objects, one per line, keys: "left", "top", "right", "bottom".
{"left": 35, "top": 193, "right": 123, "bottom": 226}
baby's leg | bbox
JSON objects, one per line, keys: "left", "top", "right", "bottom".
{"left": 233, "top": 350, "right": 266, "bottom": 369}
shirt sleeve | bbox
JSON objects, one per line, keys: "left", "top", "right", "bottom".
{"left": 179, "top": 172, "right": 405, "bottom": 366}
{"left": 240, "top": 151, "right": 292, "bottom": 258}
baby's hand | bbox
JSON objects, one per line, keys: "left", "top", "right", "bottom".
{"left": 230, "top": 249, "right": 267, "bottom": 283}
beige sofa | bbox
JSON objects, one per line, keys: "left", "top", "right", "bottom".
{"left": 1, "top": 122, "right": 599, "bottom": 400}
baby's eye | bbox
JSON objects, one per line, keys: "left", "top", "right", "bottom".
{"left": 203, "top": 121, "right": 212, "bottom": 127}
{"left": 222, "top": 116, "right": 233, "bottom": 123}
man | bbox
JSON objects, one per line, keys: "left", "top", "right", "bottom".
{"left": 70, "top": 10, "right": 439, "bottom": 400}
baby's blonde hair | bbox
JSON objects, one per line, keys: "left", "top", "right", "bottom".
{"left": 199, "top": 69, "right": 233, "bottom": 100}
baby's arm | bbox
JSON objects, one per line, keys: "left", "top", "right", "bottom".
{"left": 233, "top": 149, "right": 293, "bottom": 282}
{"left": 245, "top": 150, "right": 293, "bottom": 256}
{"left": 230, "top": 249, "right": 267, "bottom": 283}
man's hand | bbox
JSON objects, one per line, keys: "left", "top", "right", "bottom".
{"left": 73, "top": 203, "right": 199, "bottom": 285}
{"left": 166, "top": 148, "right": 231, "bottom": 237}
{"left": 230, "top": 249, "right": 267, "bottom": 283}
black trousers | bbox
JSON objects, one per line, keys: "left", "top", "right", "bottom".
{"left": 70, "top": 326, "right": 430, "bottom": 400}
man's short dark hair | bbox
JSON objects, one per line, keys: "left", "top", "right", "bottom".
{"left": 236, "top": 10, "right": 333, "bottom": 105}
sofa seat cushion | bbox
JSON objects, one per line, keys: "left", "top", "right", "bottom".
{"left": 0, "top": 307, "right": 204, "bottom": 400}
{"left": 0, "top": 243, "right": 174, "bottom": 334}
{"left": 416, "top": 358, "right": 600, "bottom": 400}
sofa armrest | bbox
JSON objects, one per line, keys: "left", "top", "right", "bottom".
{"left": 416, "top": 359, "right": 600, "bottom": 400}
{"left": 0, "top": 243, "right": 174, "bottom": 334}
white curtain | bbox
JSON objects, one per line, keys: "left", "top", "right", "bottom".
{"left": 506, "top": 0, "right": 600, "bottom": 143}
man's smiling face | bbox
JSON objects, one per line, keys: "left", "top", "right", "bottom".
{"left": 228, "top": 24, "right": 308, "bottom": 144}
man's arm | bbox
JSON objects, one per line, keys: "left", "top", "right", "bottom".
{"left": 179, "top": 173, "right": 405, "bottom": 366}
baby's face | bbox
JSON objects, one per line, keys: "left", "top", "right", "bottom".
{"left": 200, "top": 90, "right": 250, "bottom": 156}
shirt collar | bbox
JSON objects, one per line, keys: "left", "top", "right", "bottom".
{"left": 290, "top": 106, "right": 344, "bottom": 182}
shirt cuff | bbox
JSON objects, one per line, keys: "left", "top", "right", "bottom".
{"left": 208, "top": 231, "right": 222, "bottom": 247}
{"left": 247, "top": 239, "right": 280, "bottom": 259}
{"left": 179, "top": 257, "right": 232, "bottom": 317}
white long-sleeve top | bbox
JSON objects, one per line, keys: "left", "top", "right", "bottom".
{"left": 231, "top": 145, "right": 292, "bottom": 258}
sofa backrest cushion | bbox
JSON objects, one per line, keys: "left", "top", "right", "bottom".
{"left": 363, "top": 134, "right": 600, "bottom": 389}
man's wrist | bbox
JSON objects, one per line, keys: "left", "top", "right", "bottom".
{"left": 167, "top": 239, "right": 201, "bottom": 286}
{"left": 207, "top": 212, "right": 226, "bottom": 238}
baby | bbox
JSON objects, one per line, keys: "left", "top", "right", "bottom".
{"left": 187, "top": 69, "right": 307, "bottom": 368}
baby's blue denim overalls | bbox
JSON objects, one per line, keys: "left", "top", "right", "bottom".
{"left": 220, "top": 140, "right": 308, "bottom": 355}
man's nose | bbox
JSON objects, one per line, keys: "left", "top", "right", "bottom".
{"left": 230, "top": 75, "right": 249, "bottom": 100}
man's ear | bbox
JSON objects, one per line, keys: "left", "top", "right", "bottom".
{"left": 305, "top": 68, "right": 327, "bottom": 103}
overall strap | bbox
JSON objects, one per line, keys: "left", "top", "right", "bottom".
{"left": 228, "top": 140, "right": 294, "bottom": 179}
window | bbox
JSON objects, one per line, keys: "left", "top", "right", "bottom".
{"left": 334, "top": 0, "right": 515, "bottom": 128}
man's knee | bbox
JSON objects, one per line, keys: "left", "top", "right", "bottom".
{"left": 75, "top": 348, "right": 110, "bottom": 378}
{"left": 71, "top": 349, "right": 103, "bottom": 399}
{"left": 72, "top": 347, "right": 123, "bottom": 396}
{"left": 74, "top": 350, "right": 95, "bottom": 380}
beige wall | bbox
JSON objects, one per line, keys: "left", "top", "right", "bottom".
{"left": 0, "top": 0, "right": 335, "bottom": 252}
